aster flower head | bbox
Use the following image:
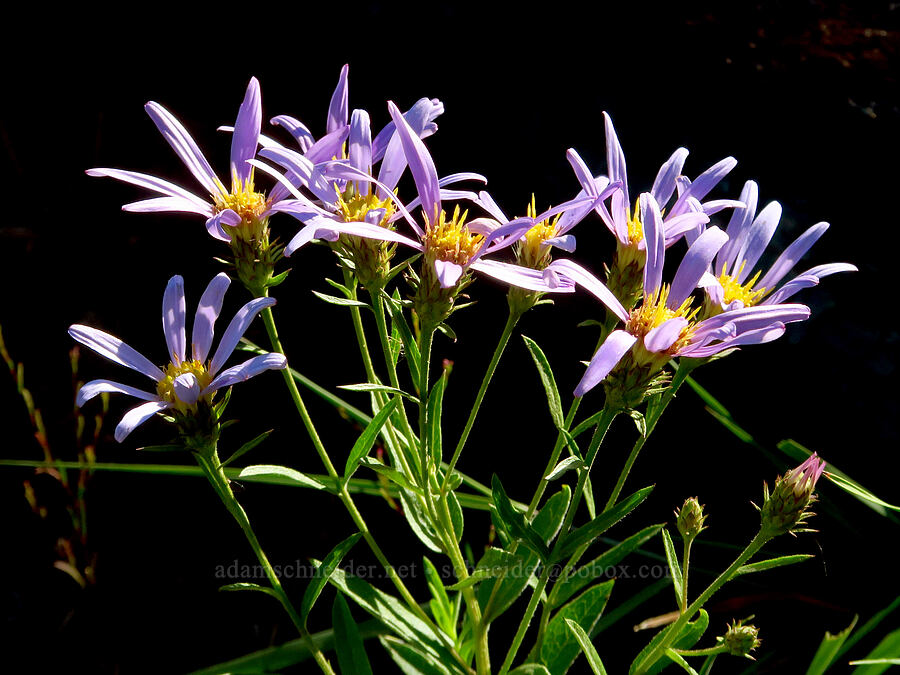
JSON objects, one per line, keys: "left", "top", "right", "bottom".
{"left": 88, "top": 79, "right": 293, "bottom": 295}
{"left": 566, "top": 112, "right": 740, "bottom": 307}
{"left": 719, "top": 619, "right": 762, "bottom": 659}
{"left": 703, "top": 180, "right": 857, "bottom": 316}
{"left": 561, "top": 192, "right": 810, "bottom": 407}
{"left": 676, "top": 496, "right": 707, "bottom": 542}
{"left": 248, "top": 65, "right": 446, "bottom": 287}
{"left": 69, "top": 273, "right": 286, "bottom": 445}
{"left": 760, "top": 453, "right": 826, "bottom": 537}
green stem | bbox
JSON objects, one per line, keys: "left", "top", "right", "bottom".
{"left": 632, "top": 530, "right": 771, "bottom": 675}
{"left": 497, "top": 560, "right": 555, "bottom": 675}
{"left": 259, "top": 303, "right": 469, "bottom": 671}
{"left": 603, "top": 358, "right": 699, "bottom": 511}
{"left": 442, "top": 309, "right": 521, "bottom": 492}
{"left": 672, "top": 646, "right": 727, "bottom": 657}
{"left": 196, "top": 447, "right": 335, "bottom": 675}
{"left": 526, "top": 397, "right": 582, "bottom": 518}
{"left": 417, "top": 325, "right": 436, "bottom": 484}
{"left": 681, "top": 538, "right": 693, "bottom": 615}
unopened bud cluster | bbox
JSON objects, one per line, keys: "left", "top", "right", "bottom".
{"left": 760, "top": 454, "right": 826, "bottom": 537}
{"left": 720, "top": 618, "right": 761, "bottom": 658}
{"left": 676, "top": 497, "right": 707, "bottom": 541}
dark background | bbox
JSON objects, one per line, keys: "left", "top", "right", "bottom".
{"left": 2, "top": 2, "right": 898, "bottom": 673}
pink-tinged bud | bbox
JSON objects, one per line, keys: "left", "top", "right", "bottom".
{"left": 760, "top": 454, "right": 826, "bottom": 537}
{"left": 676, "top": 497, "right": 707, "bottom": 541}
{"left": 719, "top": 618, "right": 762, "bottom": 658}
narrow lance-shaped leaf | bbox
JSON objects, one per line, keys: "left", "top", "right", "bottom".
{"left": 426, "top": 369, "right": 448, "bottom": 468}
{"left": 339, "top": 382, "right": 419, "bottom": 402}
{"left": 566, "top": 618, "right": 609, "bottom": 675}
{"left": 333, "top": 592, "right": 374, "bottom": 675}
{"left": 238, "top": 464, "right": 328, "bottom": 490}
{"left": 661, "top": 528, "right": 684, "bottom": 608}
{"left": 344, "top": 398, "right": 399, "bottom": 479}
{"left": 735, "top": 554, "right": 814, "bottom": 577}
{"left": 554, "top": 486, "right": 654, "bottom": 560}
{"left": 541, "top": 581, "right": 614, "bottom": 674}
{"left": 300, "top": 533, "right": 363, "bottom": 623}
{"left": 221, "top": 429, "right": 273, "bottom": 467}
{"left": 492, "top": 474, "right": 550, "bottom": 561}
{"left": 522, "top": 335, "right": 565, "bottom": 429}
{"left": 312, "top": 290, "right": 371, "bottom": 308}
{"left": 545, "top": 456, "right": 584, "bottom": 481}
{"left": 805, "top": 616, "right": 859, "bottom": 675}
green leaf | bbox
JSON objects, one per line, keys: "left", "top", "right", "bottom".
{"left": 627, "top": 409, "right": 647, "bottom": 437}
{"left": 267, "top": 268, "right": 290, "bottom": 288}
{"left": 237, "top": 464, "right": 328, "bottom": 490}
{"left": 594, "top": 579, "right": 670, "bottom": 637}
{"left": 664, "top": 648, "right": 700, "bottom": 675}
{"left": 358, "top": 456, "right": 421, "bottom": 493}
{"left": 492, "top": 474, "right": 551, "bottom": 561}
{"left": 824, "top": 471, "right": 900, "bottom": 514}
{"left": 426, "top": 372, "right": 447, "bottom": 467}
{"left": 338, "top": 382, "right": 420, "bottom": 402}
{"left": 385, "top": 289, "right": 421, "bottom": 388}
{"left": 510, "top": 665, "right": 552, "bottom": 675}
{"left": 553, "top": 524, "right": 664, "bottom": 609}
{"left": 545, "top": 456, "right": 584, "bottom": 481}
{"left": 661, "top": 528, "right": 684, "bottom": 608}
{"left": 522, "top": 335, "right": 565, "bottom": 429}
{"left": 541, "top": 581, "right": 614, "bottom": 674}
{"left": 311, "top": 290, "right": 371, "bottom": 308}
{"left": 480, "top": 487, "right": 571, "bottom": 624}
{"left": 852, "top": 627, "right": 900, "bottom": 674}
{"left": 565, "top": 618, "right": 609, "bottom": 675}
{"left": 584, "top": 474, "right": 596, "bottom": 520}
{"left": 300, "top": 533, "right": 362, "bottom": 623}
{"left": 735, "top": 554, "right": 814, "bottom": 577}
{"left": 683, "top": 376, "right": 732, "bottom": 417}
{"left": 554, "top": 486, "right": 653, "bottom": 560}
{"left": 221, "top": 429, "right": 273, "bottom": 467}
{"left": 324, "top": 277, "right": 354, "bottom": 298}
{"left": 332, "top": 592, "right": 373, "bottom": 675}
{"left": 322, "top": 566, "right": 454, "bottom": 663}
{"left": 423, "top": 557, "right": 456, "bottom": 639}
{"left": 629, "top": 610, "right": 710, "bottom": 675}
{"left": 379, "top": 636, "right": 455, "bottom": 675}
{"left": 446, "top": 548, "right": 523, "bottom": 591}
{"left": 838, "top": 596, "right": 900, "bottom": 662}
{"left": 806, "top": 615, "right": 858, "bottom": 675}
{"left": 344, "top": 398, "right": 399, "bottom": 479}
{"left": 218, "top": 582, "right": 280, "bottom": 601}
{"left": 136, "top": 444, "right": 184, "bottom": 453}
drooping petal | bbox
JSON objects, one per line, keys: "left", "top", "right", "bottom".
{"left": 761, "top": 274, "right": 819, "bottom": 305}
{"left": 662, "top": 210, "right": 711, "bottom": 244}
{"left": 651, "top": 147, "right": 689, "bottom": 208}
{"left": 144, "top": 102, "right": 222, "bottom": 196}
{"left": 209, "top": 297, "right": 277, "bottom": 376}
{"left": 734, "top": 201, "right": 782, "bottom": 282}
{"left": 544, "top": 234, "right": 577, "bottom": 252}
{"left": 680, "top": 322, "right": 786, "bottom": 358}
{"left": 388, "top": 101, "right": 440, "bottom": 223}
{"left": 470, "top": 259, "right": 575, "bottom": 294}
{"left": 372, "top": 97, "right": 445, "bottom": 162}
{"left": 547, "top": 259, "right": 629, "bottom": 321}
{"left": 574, "top": 330, "right": 637, "bottom": 398}
{"left": 86, "top": 168, "right": 211, "bottom": 211}
{"left": 230, "top": 77, "right": 262, "bottom": 188}
{"left": 122, "top": 196, "right": 213, "bottom": 216}
{"left": 191, "top": 273, "right": 231, "bottom": 362}
{"left": 162, "top": 275, "right": 186, "bottom": 365}
{"left": 205, "top": 209, "right": 240, "bottom": 242}
{"left": 641, "top": 192, "right": 666, "bottom": 298}
{"left": 304, "top": 125, "right": 351, "bottom": 164}
{"left": 69, "top": 325, "right": 164, "bottom": 382}
{"left": 434, "top": 260, "right": 464, "bottom": 288}
{"left": 471, "top": 218, "right": 534, "bottom": 262}
{"left": 644, "top": 317, "right": 689, "bottom": 353}
{"left": 203, "top": 353, "right": 288, "bottom": 395}
{"left": 566, "top": 149, "right": 600, "bottom": 197}
{"left": 270, "top": 115, "right": 315, "bottom": 152}
{"left": 257, "top": 146, "right": 336, "bottom": 204}
{"left": 173, "top": 372, "right": 201, "bottom": 405}
{"left": 327, "top": 64, "right": 349, "bottom": 134}
{"left": 603, "top": 112, "right": 629, "bottom": 206}
{"left": 473, "top": 191, "right": 509, "bottom": 223}
{"left": 694, "top": 303, "right": 810, "bottom": 336}
{"left": 675, "top": 156, "right": 736, "bottom": 208}
{"left": 115, "top": 400, "right": 172, "bottom": 443}
{"left": 77, "top": 379, "right": 158, "bottom": 407}
{"left": 349, "top": 109, "right": 373, "bottom": 178}
{"left": 756, "top": 222, "right": 829, "bottom": 290}
{"left": 668, "top": 226, "right": 728, "bottom": 309}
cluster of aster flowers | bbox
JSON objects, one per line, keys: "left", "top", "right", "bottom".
{"left": 74, "top": 65, "right": 854, "bottom": 440}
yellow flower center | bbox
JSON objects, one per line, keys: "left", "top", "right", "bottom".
{"left": 335, "top": 184, "right": 396, "bottom": 226}
{"left": 517, "top": 195, "right": 560, "bottom": 269}
{"left": 156, "top": 359, "right": 214, "bottom": 409}
{"left": 626, "top": 285, "right": 698, "bottom": 354}
{"left": 718, "top": 261, "right": 767, "bottom": 307}
{"left": 626, "top": 198, "right": 644, "bottom": 246}
{"left": 423, "top": 205, "right": 483, "bottom": 266}
{"left": 212, "top": 178, "right": 268, "bottom": 223}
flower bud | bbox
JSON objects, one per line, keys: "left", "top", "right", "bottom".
{"left": 760, "top": 454, "right": 826, "bottom": 537}
{"left": 720, "top": 618, "right": 761, "bottom": 658}
{"left": 676, "top": 497, "right": 707, "bottom": 541}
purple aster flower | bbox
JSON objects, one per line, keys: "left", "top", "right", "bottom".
{"left": 267, "top": 101, "right": 575, "bottom": 297}
{"left": 566, "top": 112, "right": 740, "bottom": 253}
{"left": 560, "top": 193, "right": 810, "bottom": 399}
{"left": 703, "top": 180, "right": 857, "bottom": 313}
{"left": 69, "top": 273, "right": 286, "bottom": 442}
{"left": 88, "top": 78, "right": 281, "bottom": 244}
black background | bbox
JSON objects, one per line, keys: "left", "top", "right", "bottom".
{"left": 2, "top": 2, "right": 898, "bottom": 673}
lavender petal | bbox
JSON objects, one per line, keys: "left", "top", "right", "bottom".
{"left": 230, "top": 77, "right": 262, "bottom": 187}
{"left": 192, "top": 273, "right": 231, "bottom": 362}
{"left": 68, "top": 325, "right": 164, "bottom": 382}
{"left": 115, "top": 400, "right": 172, "bottom": 443}
{"left": 644, "top": 317, "right": 689, "bottom": 353}
{"left": 162, "top": 275, "right": 186, "bottom": 365}
{"left": 77, "top": 379, "right": 158, "bottom": 407}
{"left": 204, "top": 353, "right": 288, "bottom": 395}
{"left": 668, "top": 226, "right": 728, "bottom": 309}
{"left": 209, "top": 297, "right": 277, "bottom": 376}
{"left": 548, "top": 259, "right": 628, "bottom": 321}
{"left": 574, "top": 330, "right": 637, "bottom": 398}
{"left": 756, "top": 222, "right": 829, "bottom": 290}
{"left": 144, "top": 102, "right": 222, "bottom": 196}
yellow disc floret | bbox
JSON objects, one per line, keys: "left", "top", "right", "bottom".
{"left": 423, "top": 205, "right": 483, "bottom": 266}
{"left": 626, "top": 198, "right": 644, "bottom": 246}
{"left": 516, "top": 194, "right": 560, "bottom": 270}
{"left": 335, "top": 184, "right": 396, "bottom": 226}
{"left": 717, "top": 261, "right": 767, "bottom": 307}
{"left": 626, "top": 285, "right": 699, "bottom": 355}
{"left": 156, "top": 359, "right": 214, "bottom": 410}
{"left": 212, "top": 178, "right": 268, "bottom": 224}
